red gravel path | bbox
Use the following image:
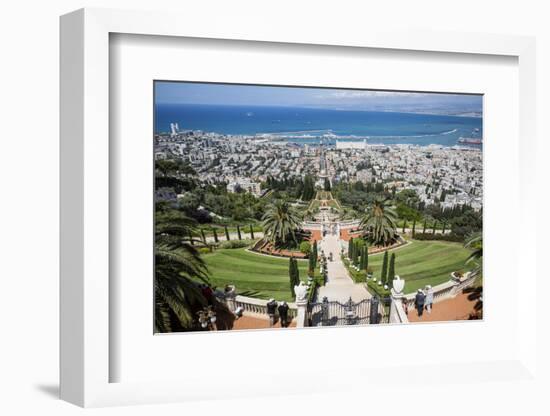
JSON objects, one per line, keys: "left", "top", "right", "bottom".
{"left": 406, "top": 291, "right": 481, "bottom": 323}
{"left": 232, "top": 316, "right": 297, "bottom": 330}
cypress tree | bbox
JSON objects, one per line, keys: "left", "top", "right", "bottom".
{"left": 380, "top": 251, "right": 388, "bottom": 284}
{"left": 313, "top": 240, "right": 318, "bottom": 268}
{"left": 363, "top": 246, "right": 369, "bottom": 272}
{"left": 237, "top": 225, "right": 242, "bottom": 240}
{"left": 308, "top": 252, "right": 315, "bottom": 276}
{"left": 289, "top": 257, "right": 296, "bottom": 297}
{"left": 213, "top": 228, "right": 219, "bottom": 243}
{"left": 412, "top": 219, "right": 416, "bottom": 238}
{"left": 348, "top": 237, "right": 354, "bottom": 260}
{"left": 249, "top": 224, "right": 255, "bottom": 239}
{"left": 353, "top": 240, "right": 359, "bottom": 265}
{"left": 387, "top": 253, "right": 396, "bottom": 287}
{"left": 294, "top": 258, "right": 300, "bottom": 286}
{"left": 224, "top": 225, "right": 230, "bottom": 241}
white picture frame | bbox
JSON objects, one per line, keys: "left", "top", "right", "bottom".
{"left": 60, "top": 7, "right": 538, "bottom": 407}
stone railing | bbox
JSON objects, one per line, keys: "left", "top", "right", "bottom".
{"left": 302, "top": 222, "right": 323, "bottom": 229}
{"left": 402, "top": 272, "right": 476, "bottom": 310}
{"left": 218, "top": 291, "right": 297, "bottom": 320}
{"left": 338, "top": 220, "right": 361, "bottom": 228}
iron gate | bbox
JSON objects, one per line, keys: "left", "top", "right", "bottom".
{"left": 307, "top": 296, "right": 386, "bottom": 326}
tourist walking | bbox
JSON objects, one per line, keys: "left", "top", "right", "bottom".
{"left": 415, "top": 289, "right": 426, "bottom": 317}
{"left": 425, "top": 285, "right": 434, "bottom": 314}
{"left": 278, "top": 301, "right": 290, "bottom": 328}
{"left": 266, "top": 298, "right": 278, "bottom": 327}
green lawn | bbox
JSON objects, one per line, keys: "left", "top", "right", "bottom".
{"left": 203, "top": 248, "right": 311, "bottom": 302}
{"left": 366, "top": 240, "right": 472, "bottom": 294}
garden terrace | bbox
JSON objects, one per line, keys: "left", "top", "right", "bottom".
{"left": 347, "top": 239, "right": 472, "bottom": 294}
{"left": 203, "top": 248, "right": 315, "bottom": 302}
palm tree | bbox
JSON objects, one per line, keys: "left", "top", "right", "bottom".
{"left": 262, "top": 200, "right": 302, "bottom": 247}
{"left": 155, "top": 209, "right": 209, "bottom": 332}
{"left": 360, "top": 198, "right": 398, "bottom": 246}
{"left": 465, "top": 231, "right": 482, "bottom": 277}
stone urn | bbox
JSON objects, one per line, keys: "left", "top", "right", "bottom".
{"left": 393, "top": 275, "right": 405, "bottom": 294}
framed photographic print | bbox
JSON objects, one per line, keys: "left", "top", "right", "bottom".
{"left": 60, "top": 7, "right": 538, "bottom": 408}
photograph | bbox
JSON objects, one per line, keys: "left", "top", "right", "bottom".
{"left": 154, "top": 81, "right": 484, "bottom": 333}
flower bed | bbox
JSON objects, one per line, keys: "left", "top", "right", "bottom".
{"left": 251, "top": 239, "right": 308, "bottom": 259}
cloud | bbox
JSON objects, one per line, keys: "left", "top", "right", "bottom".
{"left": 313, "top": 90, "right": 430, "bottom": 101}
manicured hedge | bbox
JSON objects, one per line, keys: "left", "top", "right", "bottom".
{"left": 413, "top": 233, "right": 464, "bottom": 242}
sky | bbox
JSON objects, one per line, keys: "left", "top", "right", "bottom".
{"left": 155, "top": 81, "right": 482, "bottom": 116}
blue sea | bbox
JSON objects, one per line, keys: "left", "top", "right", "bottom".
{"left": 155, "top": 104, "right": 482, "bottom": 147}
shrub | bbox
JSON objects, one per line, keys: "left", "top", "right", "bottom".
{"left": 300, "top": 241, "right": 311, "bottom": 255}
{"left": 218, "top": 239, "right": 254, "bottom": 249}
{"left": 413, "top": 233, "right": 463, "bottom": 242}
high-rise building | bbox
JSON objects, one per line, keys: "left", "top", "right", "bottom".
{"left": 170, "top": 122, "right": 180, "bottom": 137}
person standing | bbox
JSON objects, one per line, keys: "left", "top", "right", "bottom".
{"left": 266, "top": 298, "right": 278, "bottom": 327}
{"left": 425, "top": 285, "right": 434, "bottom": 314}
{"left": 278, "top": 301, "right": 290, "bottom": 328}
{"left": 415, "top": 289, "right": 426, "bottom": 317}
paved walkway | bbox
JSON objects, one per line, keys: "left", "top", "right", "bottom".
{"left": 407, "top": 290, "right": 481, "bottom": 322}
{"left": 317, "top": 233, "right": 371, "bottom": 303}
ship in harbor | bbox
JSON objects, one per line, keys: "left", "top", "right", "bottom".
{"left": 457, "top": 137, "right": 483, "bottom": 145}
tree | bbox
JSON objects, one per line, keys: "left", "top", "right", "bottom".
{"left": 289, "top": 257, "right": 297, "bottom": 297}
{"left": 212, "top": 228, "right": 219, "bottom": 243}
{"left": 412, "top": 219, "right": 416, "bottom": 238}
{"left": 224, "top": 225, "right": 230, "bottom": 241}
{"left": 352, "top": 240, "right": 359, "bottom": 265}
{"left": 360, "top": 198, "right": 398, "bottom": 246}
{"left": 380, "top": 251, "right": 389, "bottom": 284}
{"left": 300, "top": 241, "right": 311, "bottom": 255}
{"left": 432, "top": 221, "right": 437, "bottom": 234}
{"left": 249, "top": 224, "right": 255, "bottom": 239}
{"left": 288, "top": 257, "right": 301, "bottom": 297}
{"left": 422, "top": 220, "right": 427, "bottom": 234}
{"left": 348, "top": 237, "right": 354, "bottom": 259}
{"left": 387, "top": 253, "right": 396, "bottom": 287}
{"left": 324, "top": 177, "right": 331, "bottom": 192}
{"left": 302, "top": 175, "right": 315, "bottom": 201}
{"left": 362, "top": 246, "right": 369, "bottom": 272}
{"left": 312, "top": 240, "right": 318, "bottom": 268}
{"left": 308, "top": 252, "right": 315, "bottom": 276}
{"left": 402, "top": 220, "right": 407, "bottom": 233}
{"left": 237, "top": 225, "right": 242, "bottom": 240}
{"left": 155, "top": 209, "right": 209, "bottom": 332}
{"left": 465, "top": 232, "right": 482, "bottom": 277}
{"left": 262, "top": 200, "right": 302, "bottom": 247}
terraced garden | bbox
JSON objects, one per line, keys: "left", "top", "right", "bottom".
{"left": 203, "top": 248, "right": 312, "bottom": 302}
{"left": 367, "top": 240, "right": 472, "bottom": 293}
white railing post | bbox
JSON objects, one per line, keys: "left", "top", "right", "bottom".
{"left": 390, "top": 276, "right": 409, "bottom": 324}
{"left": 294, "top": 282, "right": 309, "bottom": 327}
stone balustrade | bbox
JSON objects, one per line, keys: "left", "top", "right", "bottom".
{"left": 218, "top": 291, "right": 297, "bottom": 320}
{"left": 402, "top": 272, "right": 476, "bottom": 310}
